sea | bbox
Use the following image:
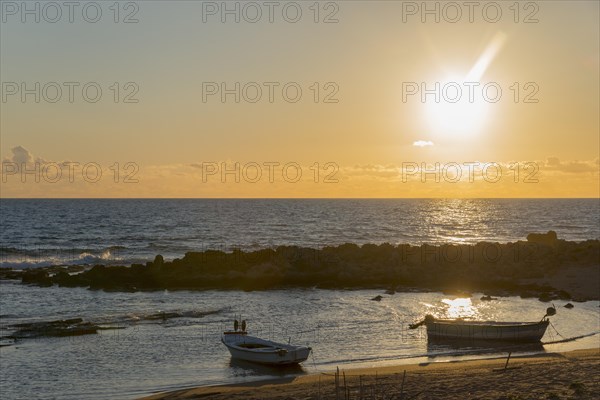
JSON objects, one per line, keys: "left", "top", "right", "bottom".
{"left": 1, "top": 199, "right": 599, "bottom": 268}
{"left": 0, "top": 199, "right": 599, "bottom": 399}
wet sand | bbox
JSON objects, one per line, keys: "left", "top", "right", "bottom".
{"left": 141, "top": 348, "right": 599, "bottom": 399}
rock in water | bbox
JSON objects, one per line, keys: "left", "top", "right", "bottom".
{"left": 538, "top": 292, "right": 553, "bottom": 302}
{"left": 526, "top": 230, "right": 558, "bottom": 246}
{"left": 10, "top": 318, "right": 99, "bottom": 338}
{"left": 564, "top": 303, "right": 574, "bottom": 309}
{"left": 371, "top": 295, "right": 383, "bottom": 301}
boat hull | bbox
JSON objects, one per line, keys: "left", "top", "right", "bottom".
{"left": 224, "top": 344, "right": 311, "bottom": 365}
{"left": 222, "top": 334, "right": 311, "bottom": 365}
{"left": 425, "top": 320, "right": 549, "bottom": 343}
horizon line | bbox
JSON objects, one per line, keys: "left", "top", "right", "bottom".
{"left": 1, "top": 197, "right": 599, "bottom": 200}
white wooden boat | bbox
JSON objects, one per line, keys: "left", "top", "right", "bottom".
{"left": 410, "top": 307, "right": 555, "bottom": 343}
{"left": 221, "top": 322, "right": 311, "bottom": 365}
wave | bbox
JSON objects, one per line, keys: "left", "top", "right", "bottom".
{"left": 0, "top": 248, "right": 138, "bottom": 269}
{"left": 0, "top": 243, "right": 201, "bottom": 269}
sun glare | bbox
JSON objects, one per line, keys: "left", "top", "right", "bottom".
{"left": 424, "top": 32, "right": 507, "bottom": 138}
{"left": 425, "top": 81, "right": 490, "bottom": 137}
{"left": 441, "top": 298, "right": 477, "bottom": 319}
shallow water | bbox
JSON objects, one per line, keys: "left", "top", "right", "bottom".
{"left": 1, "top": 282, "right": 598, "bottom": 400}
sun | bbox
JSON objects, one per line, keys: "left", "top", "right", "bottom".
{"left": 423, "top": 32, "right": 507, "bottom": 139}
{"left": 424, "top": 78, "right": 490, "bottom": 137}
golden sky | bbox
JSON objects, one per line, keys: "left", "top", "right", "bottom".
{"left": 1, "top": 1, "right": 598, "bottom": 197}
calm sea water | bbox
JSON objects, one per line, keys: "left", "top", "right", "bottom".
{"left": 0, "top": 199, "right": 599, "bottom": 399}
{"left": 0, "top": 283, "right": 599, "bottom": 400}
{"left": 1, "top": 199, "right": 599, "bottom": 268}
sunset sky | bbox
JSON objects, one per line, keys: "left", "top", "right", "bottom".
{"left": 1, "top": 1, "right": 598, "bottom": 197}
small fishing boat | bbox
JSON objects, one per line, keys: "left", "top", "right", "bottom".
{"left": 221, "top": 320, "right": 312, "bottom": 365}
{"left": 409, "top": 307, "right": 555, "bottom": 343}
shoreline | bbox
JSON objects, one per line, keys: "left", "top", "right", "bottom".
{"left": 140, "top": 348, "right": 600, "bottom": 399}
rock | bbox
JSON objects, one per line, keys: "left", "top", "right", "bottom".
{"left": 144, "top": 312, "right": 182, "bottom": 321}
{"left": 556, "top": 290, "right": 571, "bottom": 300}
{"left": 564, "top": 303, "right": 574, "bottom": 309}
{"left": 7, "top": 238, "right": 599, "bottom": 298}
{"left": 538, "top": 290, "right": 570, "bottom": 302}
{"left": 371, "top": 295, "right": 383, "bottom": 301}
{"left": 538, "top": 292, "right": 553, "bottom": 302}
{"left": 10, "top": 318, "right": 99, "bottom": 339}
{"left": 21, "top": 270, "right": 53, "bottom": 287}
{"left": 53, "top": 270, "right": 78, "bottom": 287}
{"left": 526, "top": 231, "right": 558, "bottom": 246}
{"left": 519, "top": 290, "right": 537, "bottom": 299}
{"left": 480, "top": 295, "right": 498, "bottom": 301}
{"left": 0, "top": 268, "right": 23, "bottom": 280}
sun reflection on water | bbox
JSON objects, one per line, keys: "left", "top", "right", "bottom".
{"left": 441, "top": 298, "right": 478, "bottom": 319}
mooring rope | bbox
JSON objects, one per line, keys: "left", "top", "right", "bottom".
{"left": 547, "top": 320, "right": 566, "bottom": 340}
{"left": 542, "top": 330, "right": 599, "bottom": 345}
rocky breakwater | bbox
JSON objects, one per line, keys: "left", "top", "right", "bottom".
{"left": 5, "top": 232, "right": 599, "bottom": 300}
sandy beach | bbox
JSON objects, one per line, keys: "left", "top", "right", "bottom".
{"left": 141, "top": 348, "right": 600, "bottom": 400}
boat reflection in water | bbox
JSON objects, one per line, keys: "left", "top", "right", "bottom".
{"left": 228, "top": 357, "right": 307, "bottom": 378}
{"left": 426, "top": 336, "right": 545, "bottom": 356}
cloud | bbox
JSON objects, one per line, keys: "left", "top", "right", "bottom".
{"left": 543, "top": 157, "right": 598, "bottom": 174}
{"left": 2, "top": 146, "right": 598, "bottom": 198}
{"left": 2, "top": 146, "right": 49, "bottom": 171}
{"left": 546, "top": 157, "right": 560, "bottom": 166}
{"left": 342, "top": 164, "right": 400, "bottom": 179}
{"left": 413, "top": 140, "right": 434, "bottom": 147}
{"left": 5, "top": 146, "right": 34, "bottom": 164}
